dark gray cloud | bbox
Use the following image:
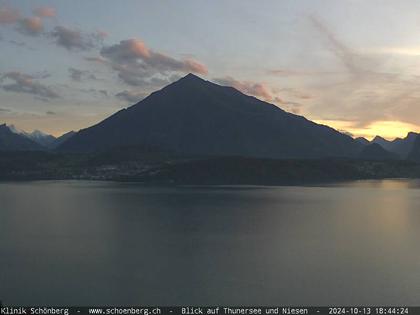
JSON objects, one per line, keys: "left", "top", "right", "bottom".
{"left": 68, "top": 68, "right": 84, "bottom": 81}
{"left": 68, "top": 67, "right": 97, "bottom": 81}
{"left": 50, "top": 26, "right": 100, "bottom": 51}
{"left": 1, "top": 72, "right": 59, "bottom": 100}
{"left": 46, "top": 110, "right": 56, "bottom": 115}
{"left": 8, "top": 39, "right": 25, "bottom": 47}
{"left": 115, "top": 90, "right": 148, "bottom": 103}
{"left": 34, "top": 71, "right": 51, "bottom": 79}
{"left": 98, "top": 38, "right": 207, "bottom": 86}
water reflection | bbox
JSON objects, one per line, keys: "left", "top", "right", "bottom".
{"left": 0, "top": 180, "right": 420, "bottom": 305}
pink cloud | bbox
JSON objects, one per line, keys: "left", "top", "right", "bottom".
{"left": 214, "top": 76, "right": 273, "bottom": 101}
{"left": 99, "top": 38, "right": 208, "bottom": 86}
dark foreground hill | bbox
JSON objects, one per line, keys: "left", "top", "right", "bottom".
{"left": 358, "top": 143, "right": 397, "bottom": 160}
{"left": 407, "top": 136, "right": 420, "bottom": 162}
{"left": 59, "top": 74, "right": 362, "bottom": 158}
{"left": 1, "top": 149, "right": 420, "bottom": 184}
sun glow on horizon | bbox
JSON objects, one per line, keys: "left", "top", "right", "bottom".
{"left": 315, "top": 119, "right": 420, "bottom": 141}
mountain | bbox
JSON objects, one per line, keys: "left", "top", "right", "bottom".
{"left": 358, "top": 143, "right": 397, "bottom": 160}
{"left": 407, "top": 136, "right": 420, "bottom": 161}
{"left": 59, "top": 74, "right": 362, "bottom": 158}
{"left": 8, "top": 124, "right": 56, "bottom": 148}
{"left": 50, "top": 131, "right": 76, "bottom": 149}
{"left": 355, "top": 137, "right": 370, "bottom": 146}
{"left": 389, "top": 132, "right": 419, "bottom": 158}
{"left": 7, "top": 124, "right": 76, "bottom": 149}
{"left": 371, "top": 132, "right": 418, "bottom": 158}
{"left": 0, "top": 124, "right": 44, "bottom": 151}
{"left": 372, "top": 136, "right": 392, "bottom": 151}
{"left": 27, "top": 130, "right": 57, "bottom": 147}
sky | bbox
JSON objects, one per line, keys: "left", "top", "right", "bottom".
{"left": 2, "top": 0, "right": 420, "bottom": 139}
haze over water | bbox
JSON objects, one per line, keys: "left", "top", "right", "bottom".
{"left": 1, "top": 180, "right": 420, "bottom": 305}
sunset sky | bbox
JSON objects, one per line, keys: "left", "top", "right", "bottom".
{"left": 2, "top": 0, "right": 420, "bottom": 139}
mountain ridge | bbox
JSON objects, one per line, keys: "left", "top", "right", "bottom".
{"left": 58, "top": 73, "right": 363, "bottom": 158}
{"left": 0, "top": 124, "right": 44, "bottom": 151}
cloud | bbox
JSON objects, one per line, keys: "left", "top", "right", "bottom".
{"left": 268, "top": 69, "right": 338, "bottom": 77}
{"left": 94, "top": 30, "right": 108, "bottom": 40}
{"left": 275, "top": 87, "right": 312, "bottom": 100}
{"left": 85, "top": 56, "right": 107, "bottom": 63}
{"left": 46, "top": 110, "right": 56, "bottom": 115}
{"left": 68, "top": 67, "right": 97, "bottom": 81}
{"left": 99, "top": 38, "right": 207, "bottom": 86}
{"left": 50, "top": 26, "right": 99, "bottom": 50}
{"left": 101, "top": 39, "right": 208, "bottom": 74}
{"left": 304, "top": 15, "right": 420, "bottom": 129}
{"left": 0, "top": 7, "right": 20, "bottom": 25}
{"left": 1, "top": 72, "right": 59, "bottom": 100}
{"left": 18, "top": 16, "right": 43, "bottom": 36}
{"left": 68, "top": 68, "right": 85, "bottom": 81}
{"left": 310, "top": 16, "right": 364, "bottom": 75}
{"left": 8, "top": 39, "right": 26, "bottom": 47}
{"left": 0, "top": 108, "right": 11, "bottom": 112}
{"left": 115, "top": 90, "right": 148, "bottom": 103}
{"left": 214, "top": 76, "right": 273, "bottom": 101}
{"left": 213, "top": 76, "right": 310, "bottom": 114}
{"left": 33, "top": 6, "right": 56, "bottom": 18}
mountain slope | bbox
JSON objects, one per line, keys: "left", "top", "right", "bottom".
{"left": 50, "top": 131, "right": 76, "bottom": 149}
{"left": 8, "top": 124, "right": 56, "bottom": 148}
{"left": 27, "top": 130, "right": 56, "bottom": 147}
{"left": 355, "top": 137, "right": 370, "bottom": 146}
{"left": 358, "top": 143, "right": 397, "bottom": 160}
{"left": 0, "top": 124, "right": 44, "bottom": 151}
{"left": 372, "top": 136, "right": 392, "bottom": 151}
{"left": 407, "top": 136, "right": 420, "bottom": 161}
{"left": 59, "top": 74, "right": 362, "bottom": 158}
{"left": 372, "top": 132, "right": 418, "bottom": 158}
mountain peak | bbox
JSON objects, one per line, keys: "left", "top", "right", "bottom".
{"left": 373, "top": 135, "right": 386, "bottom": 142}
{"left": 173, "top": 73, "right": 208, "bottom": 86}
{"left": 182, "top": 73, "right": 203, "bottom": 81}
{"left": 406, "top": 132, "right": 419, "bottom": 139}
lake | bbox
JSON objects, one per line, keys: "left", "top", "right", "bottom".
{"left": 1, "top": 180, "right": 420, "bottom": 306}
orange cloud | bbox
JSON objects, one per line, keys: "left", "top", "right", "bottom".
{"left": 127, "top": 39, "right": 151, "bottom": 58}
{"left": 18, "top": 17, "right": 43, "bottom": 36}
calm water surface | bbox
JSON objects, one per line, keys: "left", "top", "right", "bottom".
{"left": 1, "top": 180, "right": 420, "bottom": 305}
